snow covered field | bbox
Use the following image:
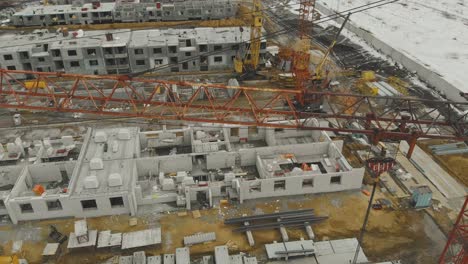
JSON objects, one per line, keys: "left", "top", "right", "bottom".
{"left": 317, "top": 0, "right": 468, "bottom": 93}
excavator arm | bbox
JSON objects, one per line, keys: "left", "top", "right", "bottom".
{"left": 314, "top": 13, "right": 350, "bottom": 80}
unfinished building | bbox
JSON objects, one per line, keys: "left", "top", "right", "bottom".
{"left": 0, "top": 27, "right": 264, "bottom": 76}
{"left": 11, "top": 0, "right": 237, "bottom": 27}
{"left": 0, "top": 121, "right": 364, "bottom": 224}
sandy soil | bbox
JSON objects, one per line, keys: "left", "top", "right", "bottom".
{"left": 418, "top": 139, "right": 468, "bottom": 188}
{"left": 0, "top": 190, "right": 446, "bottom": 264}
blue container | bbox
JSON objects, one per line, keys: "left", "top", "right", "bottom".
{"left": 412, "top": 186, "right": 432, "bottom": 208}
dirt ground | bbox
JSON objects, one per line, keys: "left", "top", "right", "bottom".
{"left": 418, "top": 139, "right": 468, "bottom": 187}
{"left": 0, "top": 190, "right": 447, "bottom": 264}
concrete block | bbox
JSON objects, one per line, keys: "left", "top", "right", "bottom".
{"left": 133, "top": 251, "right": 146, "bottom": 264}
{"left": 176, "top": 171, "right": 188, "bottom": 183}
{"left": 108, "top": 173, "right": 123, "bottom": 187}
{"left": 162, "top": 178, "right": 175, "bottom": 191}
{"left": 84, "top": 175, "right": 99, "bottom": 189}
{"left": 176, "top": 195, "right": 186, "bottom": 207}
{"left": 90, "top": 157, "right": 104, "bottom": 170}
{"left": 146, "top": 256, "right": 161, "bottom": 264}
{"left": 43, "top": 139, "right": 52, "bottom": 149}
{"left": 305, "top": 225, "right": 315, "bottom": 240}
{"left": 203, "top": 143, "right": 211, "bottom": 152}
{"left": 280, "top": 227, "right": 289, "bottom": 242}
{"left": 158, "top": 172, "right": 165, "bottom": 183}
{"left": 244, "top": 221, "right": 255, "bottom": 246}
{"left": 193, "top": 140, "right": 203, "bottom": 153}
{"left": 61, "top": 135, "right": 74, "bottom": 146}
{"left": 224, "top": 172, "right": 235, "bottom": 183}
{"left": 246, "top": 230, "right": 255, "bottom": 246}
{"left": 184, "top": 232, "right": 216, "bottom": 246}
{"left": 95, "top": 131, "right": 107, "bottom": 143}
{"left": 163, "top": 254, "right": 175, "bottom": 264}
{"left": 46, "top": 147, "right": 54, "bottom": 156}
{"left": 182, "top": 177, "right": 195, "bottom": 186}
{"left": 6, "top": 143, "right": 19, "bottom": 153}
{"left": 112, "top": 140, "right": 119, "bottom": 153}
{"left": 12, "top": 240, "right": 22, "bottom": 253}
{"left": 210, "top": 143, "right": 218, "bottom": 152}
{"left": 195, "top": 131, "right": 206, "bottom": 140}
{"left": 118, "top": 129, "right": 131, "bottom": 140}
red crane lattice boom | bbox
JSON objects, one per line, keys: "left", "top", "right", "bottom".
{"left": 439, "top": 196, "right": 468, "bottom": 264}
{"left": 0, "top": 69, "right": 467, "bottom": 158}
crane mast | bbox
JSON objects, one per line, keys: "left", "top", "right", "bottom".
{"left": 293, "top": 0, "right": 316, "bottom": 105}
{"left": 234, "top": 0, "right": 263, "bottom": 75}
{"left": 313, "top": 13, "right": 350, "bottom": 81}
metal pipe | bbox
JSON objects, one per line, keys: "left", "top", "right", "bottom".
{"left": 224, "top": 209, "right": 315, "bottom": 224}
{"left": 233, "top": 217, "right": 328, "bottom": 232}
{"left": 275, "top": 249, "right": 315, "bottom": 254}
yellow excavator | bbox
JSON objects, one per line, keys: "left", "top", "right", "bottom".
{"left": 0, "top": 255, "right": 20, "bottom": 264}
{"left": 234, "top": 0, "right": 263, "bottom": 79}
{"left": 312, "top": 13, "right": 350, "bottom": 84}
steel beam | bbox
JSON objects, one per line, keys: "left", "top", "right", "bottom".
{"left": 0, "top": 69, "right": 466, "bottom": 143}
{"left": 233, "top": 216, "right": 328, "bottom": 232}
{"left": 224, "top": 209, "right": 315, "bottom": 224}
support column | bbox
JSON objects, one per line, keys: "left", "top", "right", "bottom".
{"left": 305, "top": 224, "right": 315, "bottom": 240}
{"left": 406, "top": 134, "right": 418, "bottom": 159}
{"left": 244, "top": 220, "right": 255, "bottom": 246}
{"left": 185, "top": 187, "right": 191, "bottom": 210}
{"left": 364, "top": 112, "right": 375, "bottom": 130}
{"left": 398, "top": 115, "right": 410, "bottom": 132}
{"left": 279, "top": 226, "right": 289, "bottom": 242}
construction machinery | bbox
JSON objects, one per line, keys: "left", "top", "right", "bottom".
{"left": 234, "top": 0, "right": 263, "bottom": 79}
{"left": 355, "top": 71, "right": 410, "bottom": 97}
{"left": 311, "top": 13, "right": 351, "bottom": 83}
{"left": 292, "top": 10, "right": 351, "bottom": 113}
{"left": 0, "top": 255, "right": 19, "bottom": 264}
{"left": 49, "top": 225, "right": 68, "bottom": 244}
{"left": 24, "top": 80, "right": 47, "bottom": 90}
{"left": 387, "top": 76, "right": 410, "bottom": 96}
{"left": 372, "top": 198, "right": 393, "bottom": 210}
{"left": 355, "top": 71, "right": 378, "bottom": 96}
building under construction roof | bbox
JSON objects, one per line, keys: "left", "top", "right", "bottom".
{"left": 0, "top": 27, "right": 265, "bottom": 76}
{"left": 11, "top": 0, "right": 236, "bottom": 26}
{"left": 0, "top": 122, "right": 363, "bottom": 224}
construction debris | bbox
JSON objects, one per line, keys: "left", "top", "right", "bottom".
{"left": 192, "top": 210, "right": 201, "bottom": 219}
{"left": 183, "top": 232, "right": 216, "bottom": 246}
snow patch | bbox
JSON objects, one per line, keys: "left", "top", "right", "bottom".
{"left": 317, "top": 0, "right": 468, "bottom": 93}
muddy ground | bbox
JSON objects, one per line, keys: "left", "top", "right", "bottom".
{"left": 0, "top": 189, "right": 448, "bottom": 264}
{"left": 418, "top": 139, "right": 468, "bottom": 187}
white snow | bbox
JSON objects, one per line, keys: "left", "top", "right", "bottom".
{"left": 317, "top": 0, "right": 468, "bottom": 93}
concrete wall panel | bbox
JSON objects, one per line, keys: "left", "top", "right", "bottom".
{"left": 239, "top": 168, "right": 364, "bottom": 202}
{"left": 206, "top": 152, "right": 236, "bottom": 169}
